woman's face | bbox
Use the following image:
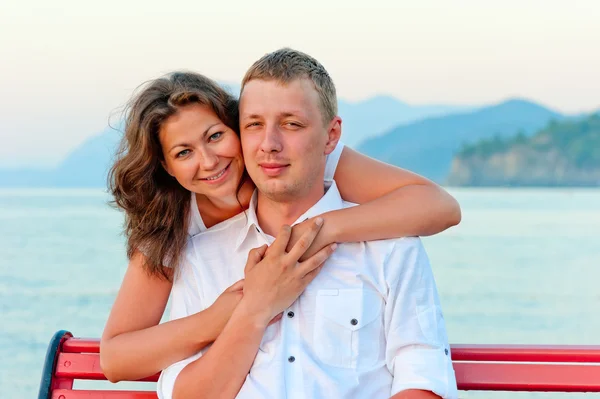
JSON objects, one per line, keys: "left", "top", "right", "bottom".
{"left": 159, "top": 103, "right": 245, "bottom": 201}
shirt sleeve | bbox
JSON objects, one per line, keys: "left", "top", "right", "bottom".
{"left": 383, "top": 238, "right": 458, "bottom": 399}
{"left": 324, "top": 141, "right": 344, "bottom": 182}
{"left": 156, "top": 352, "right": 204, "bottom": 399}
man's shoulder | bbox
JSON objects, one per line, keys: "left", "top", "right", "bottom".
{"left": 360, "top": 235, "right": 425, "bottom": 256}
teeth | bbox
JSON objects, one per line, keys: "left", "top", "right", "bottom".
{"left": 205, "top": 167, "right": 227, "bottom": 181}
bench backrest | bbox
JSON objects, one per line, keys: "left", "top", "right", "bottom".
{"left": 39, "top": 330, "right": 600, "bottom": 398}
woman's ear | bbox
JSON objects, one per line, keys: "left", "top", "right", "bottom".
{"left": 324, "top": 116, "right": 342, "bottom": 155}
{"left": 161, "top": 160, "right": 174, "bottom": 177}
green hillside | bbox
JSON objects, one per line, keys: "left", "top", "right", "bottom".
{"left": 448, "top": 113, "right": 600, "bottom": 186}
{"left": 358, "top": 99, "right": 562, "bottom": 182}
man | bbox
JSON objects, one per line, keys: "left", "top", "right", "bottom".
{"left": 158, "top": 48, "right": 458, "bottom": 399}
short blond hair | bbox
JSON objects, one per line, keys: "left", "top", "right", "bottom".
{"left": 241, "top": 48, "right": 337, "bottom": 124}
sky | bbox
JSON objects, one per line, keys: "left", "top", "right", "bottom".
{"left": 1, "top": 0, "right": 599, "bottom": 168}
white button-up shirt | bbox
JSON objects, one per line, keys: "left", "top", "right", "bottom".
{"left": 158, "top": 182, "right": 458, "bottom": 399}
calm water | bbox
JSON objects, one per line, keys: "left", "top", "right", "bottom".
{"left": 1, "top": 188, "right": 600, "bottom": 398}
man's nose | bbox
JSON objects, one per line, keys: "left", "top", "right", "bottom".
{"left": 260, "top": 124, "right": 283, "bottom": 153}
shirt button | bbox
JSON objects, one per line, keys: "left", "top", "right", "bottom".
{"left": 445, "top": 348, "right": 449, "bottom": 356}
{"left": 287, "top": 311, "right": 295, "bottom": 318}
{"left": 288, "top": 356, "right": 296, "bottom": 363}
{"left": 350, "top": 318, "right": 358, "bottom": 326}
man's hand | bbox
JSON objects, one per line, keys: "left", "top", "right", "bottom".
{"left": 241, "top": 218, "right": 337, "bottom": 326}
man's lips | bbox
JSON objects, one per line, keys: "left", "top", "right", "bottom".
{"left": 258, "top": 162, "right": 289, "bottom": 177}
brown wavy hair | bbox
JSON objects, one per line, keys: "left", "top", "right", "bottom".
{"left": 108, "top": 71, "right": 240, "bottom": 279}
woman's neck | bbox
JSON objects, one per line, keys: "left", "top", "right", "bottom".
{"left": 195, "top": 176, "right": 255, "bottom": 228}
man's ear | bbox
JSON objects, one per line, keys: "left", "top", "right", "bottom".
{"left": 324, "top": 116, "right": 342, "bottom": 155}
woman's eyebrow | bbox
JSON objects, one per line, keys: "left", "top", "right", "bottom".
{"left": 168, "top": 123, "right": 220, "bottom": 152}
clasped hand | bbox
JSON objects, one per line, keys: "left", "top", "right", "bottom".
{"left": 241, "top": 218, "right": 337, "bottom": 327}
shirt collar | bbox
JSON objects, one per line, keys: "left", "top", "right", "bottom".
{"left": 235, "top": 181, "right": 344, "bottom": 250}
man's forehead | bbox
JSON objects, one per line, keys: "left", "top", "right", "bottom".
{"left": 239, "top": 78, "right": 319, "bottom": 116}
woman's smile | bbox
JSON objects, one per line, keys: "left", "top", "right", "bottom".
{"left": 199, "top": 162, "right": 231, "bottom": 184}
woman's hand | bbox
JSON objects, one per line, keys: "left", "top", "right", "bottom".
{"left": 287, "top": 216, "right": 334, "bottom": 261}
{"left": 205, "top": 280, "right": 245, "bottom": 341}
{"left": 241, "top": 218, "right": 337, "bottom": 327}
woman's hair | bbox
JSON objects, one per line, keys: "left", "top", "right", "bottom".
{"left": 108, "top": 71, "right": 240, "bottom": 279}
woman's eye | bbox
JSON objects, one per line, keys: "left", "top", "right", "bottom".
{"left": 209, "top": 132, "right": 223, "bottom": 141}
{"left": 176, "top": 149, "right": 191, "bottom": 158}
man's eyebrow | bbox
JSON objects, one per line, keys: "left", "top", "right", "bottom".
{"left": 241, "top": 113, "right": 262, "bottom": 120}
{"left": 241, "top": 111, "right": 305, "bottom": 120}
{"left": 168, "top": 123, "right": 220, "bottom": 152}
{"left": 279, "top": 111, "right": 304, "bottom": 118}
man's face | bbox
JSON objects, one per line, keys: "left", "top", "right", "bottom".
{"left": 239, "top": 78, "right": 340, "bottom": 203}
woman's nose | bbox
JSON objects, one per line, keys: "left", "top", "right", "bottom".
{"left": 200, "top": 149, "right": 219, "bottom": 170}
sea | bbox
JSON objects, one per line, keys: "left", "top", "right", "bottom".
{"left": 1, "top": 188, "right": 599, "bottom": 398}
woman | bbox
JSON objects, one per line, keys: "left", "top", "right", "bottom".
{"left": 100, "top": 71, "right": 461, "bottom": 384}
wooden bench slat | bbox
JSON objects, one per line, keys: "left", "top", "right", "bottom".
{"left": 51, "top": 389, "right": 157, "bottom": 399}
{"left": 55, "top": 353, "right": 160, "bottom": 382}
{"left": 452, "top": 344, "right": 600, "bottom": 363}
{"left": 455, "top": 362, "right": 600, "bottom": 392}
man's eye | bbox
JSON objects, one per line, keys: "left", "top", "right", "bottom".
{"left": 209, "top": 132, "right": 223, "bottom": 141}
{"left": 176, "top": 149, "right": 191, "bottom": 158}
{"left": 245, "top": 122, "right": 260, "bottom": 128}
{"left": 285, "top": 121, "right": 301, "bottom": 128}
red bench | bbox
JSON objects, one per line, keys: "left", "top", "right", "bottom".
{"left": 39, "top": 330, "right": 600, "bottom": 399}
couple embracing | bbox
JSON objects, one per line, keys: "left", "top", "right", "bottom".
{"left": 101, "top": 48, "right": 460, "bottom": 399}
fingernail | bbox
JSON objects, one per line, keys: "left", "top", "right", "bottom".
{"left": 331, "top": 243, "right": 337, "bottom": 251}
{"left": 315, "top": 217, "right": 324, "bottom": 226}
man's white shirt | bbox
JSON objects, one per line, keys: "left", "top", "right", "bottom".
{"left": 158, "top": 182, "right": 458, "bottom": 399}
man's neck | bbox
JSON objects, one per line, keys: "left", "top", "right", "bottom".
{"left": 256, "top": 185, "right": 324, "bottom": 237}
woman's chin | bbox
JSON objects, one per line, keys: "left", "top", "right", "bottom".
{"left": 194, "top": 180, "right": 238, "bottom": 202}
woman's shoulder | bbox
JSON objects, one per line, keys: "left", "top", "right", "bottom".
{"left": 188, "top": 192, "right": 207, "bottom": 236}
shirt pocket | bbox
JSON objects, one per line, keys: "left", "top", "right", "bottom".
{"left": 314, "top": 288, "right": 383, "bottom": 369}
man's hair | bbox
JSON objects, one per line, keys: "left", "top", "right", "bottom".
{"left": 241, "top": 48, "right": 337, "bottom": 124}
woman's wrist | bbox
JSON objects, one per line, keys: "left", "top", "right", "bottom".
{"left": 318, "top": 211, "right": 340, "bottom": 245}
{"left": 194, "top": 306, "right": 224, "bottom": 343}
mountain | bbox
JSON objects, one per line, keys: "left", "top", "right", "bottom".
{"left": 447, "top": 113, "right": 600, "bottom": 186}
{"left": 337, "top": 96, "right": 474, "bottom": 147}
{"left": 357, "top": 98, "right": 563, "bottom": 182}
{"left": 0, "top": 126, "right": 121, "bottom": 188}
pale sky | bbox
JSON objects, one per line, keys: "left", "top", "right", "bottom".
{"left": 1, "top": 0, "right": 599, "bottom": 167}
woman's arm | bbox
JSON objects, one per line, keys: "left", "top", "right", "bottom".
{"left": 329, "top": 146, "right": 461, "bottom": 241}
{"left": 289, "top": 147, "right": 461, "bottom": 258}
{"left": 100, "top": 251, "right": 243, "bottom": 382}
